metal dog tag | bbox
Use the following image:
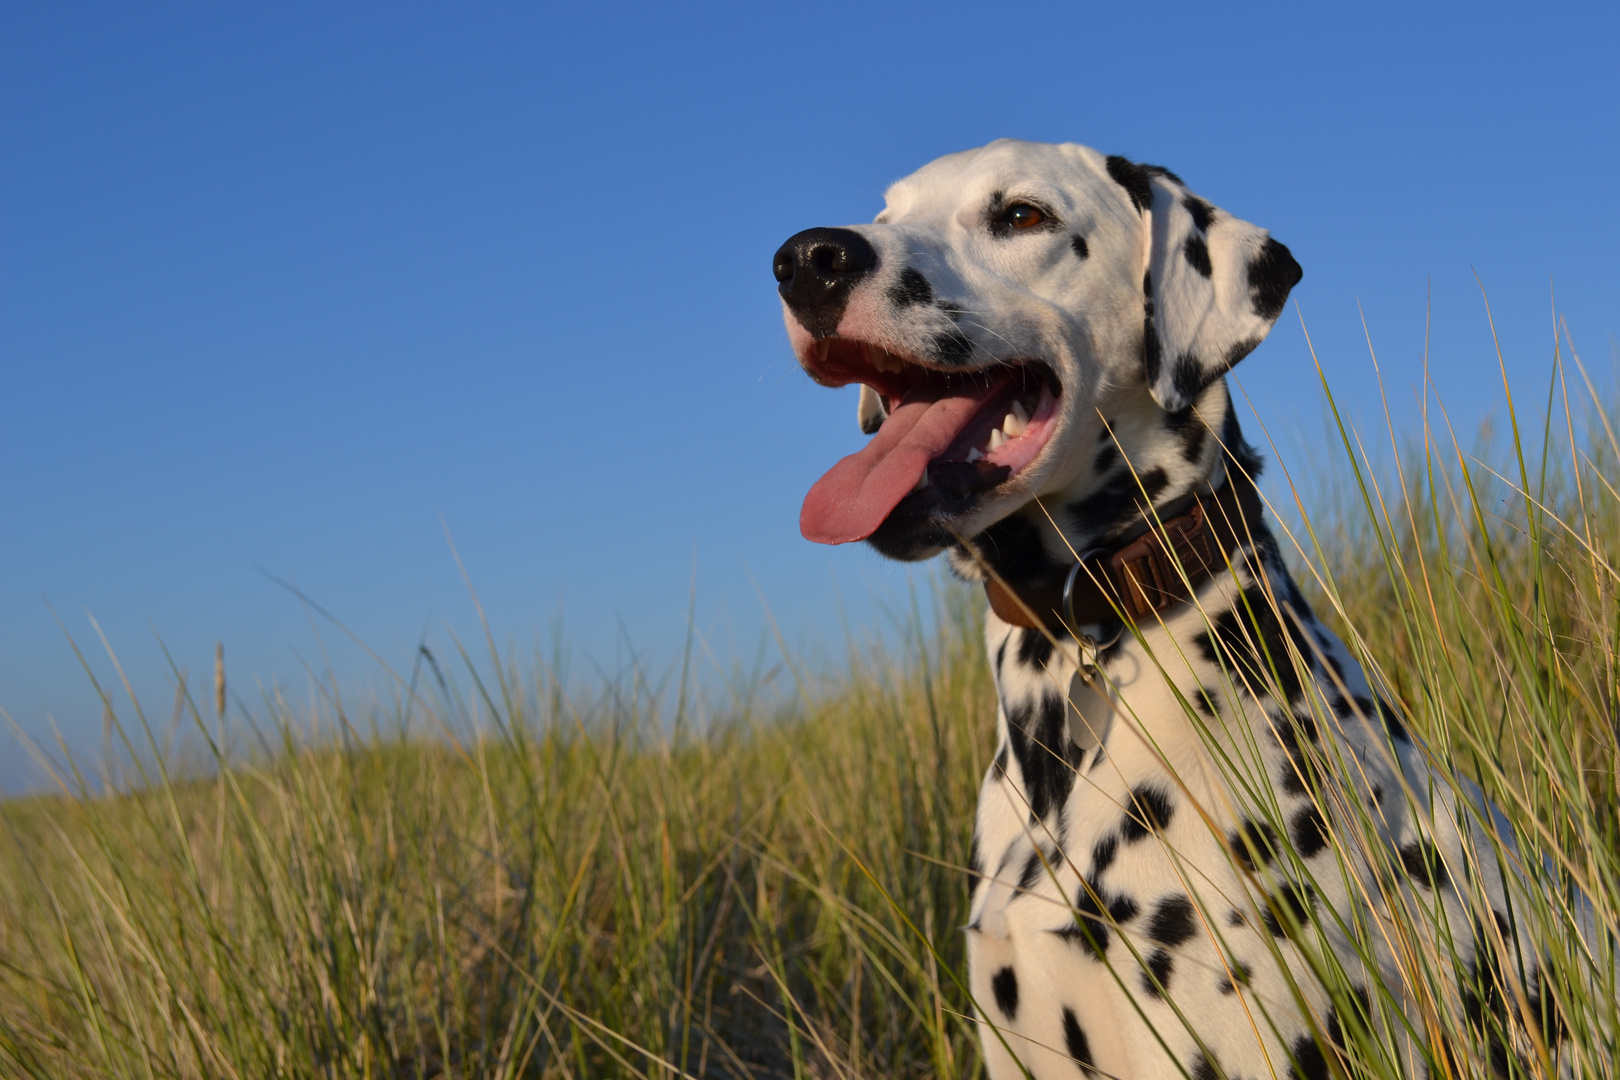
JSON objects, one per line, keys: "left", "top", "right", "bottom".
{"left": 1066, "top": 671, "right": 1114, "bottom": 756}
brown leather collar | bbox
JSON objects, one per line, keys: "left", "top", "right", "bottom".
{"left": 983, "top": 471, "right": 1264, "bottom": 635}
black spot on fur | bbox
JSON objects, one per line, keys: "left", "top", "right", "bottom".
{"left": 1057, "top": 877, "right": 1118, "bottom": 958}
{"left": 888, "top": 267, "right": 933, "bottom": 307}
{"left": 1067, "top": 466, "right": 1170, "bottom": 542}
{"left": 931, "top": 328, "right": 973, "bottom": 365}
{"left": 1291, "top": 803, "right": 1330, "bottom": 859}
{"left": 1191, "top": 1050, "right": 1219, "bottom": 1080}
{"left": 1461, "top": 938, "right": 1518, "bottom": 1078}
{"left": 936, "top": 298, "right": 964, "bottom": 319}
{"left": 1377, "top": 695, "right": 1412, "bottom": 744}
{"left": 1141, "top": 949, "right": 1174, "bottom": 997}
{"left": 1093, "top": 443, "right": 1118, "bottom": 474}
{"left": 1138, "top": 466, "right": 1170, "bottom": 501}
{"left": 1163, "top": 404, "right": 1209, "bottom": 464}
{"left": 1226, "top": 908, "right": 1246, "bottom": 928}
{"left": 1262, "top": 881, "right": 1316, "bottom": 937}
{"left": 1071, "top": 234, "right": 1089, "bottom": 260}
{"left": 1528, "top": 965, "right": 1567, "bottom": 1048}
{"left": 1272, "top": 720, "right": 1320, "bottom": 798}
{"left": 1400, "top": 839, "right": 1449, "bottom": 891}
{"left": 991, "top": 966, "right": 1019, "bottom": 1019}
{"left": 1183, "top": 194, "right": 1215, "bottom": 233}
{"left": 1193, "top": 584, "right": 1314, "bottom": 703}
{"left": 1017, "top": 626, "right": 1055, "bottom": 670}
{"left": 1184, "top": 234, "right": 1212, "bottom": 278}
{"left": 992, "top": 744, "right": 1008, "bottom": 776}
{"left": 1219, "top": 405, "right": 1265, "bottom": 480}
{"left": 1195, "top": 685, "right": 1221, "bottom": 718}
{"left": 1349, "top": 984, "right": 1373, "bottom": 1027}
{"left": 966, "top": 832, "right": 982, "bottom": 893}
{"left": 1278, "top": 570, "right": 1315, "bottom": 623}
{"left": 1146, "top": 895, "right": 1198, "bottom": 947}
{"left": 1123, "top": 784, "right": 1175, "bottom": 841}
{"left": 1291, "top": 709, "right": 1320, "bottom": 744}
{"left": 1109, "top": 893, "right": 1139, "bottom": 924}
{"left": 1062, "top": 1006, "right": 1094, "bottom": 1070}
{"left": 1216, "top": 961, "right": 1253, "bottom": 994}
{"left": 1229, "top": 819, "right": 1280, "bottom": 871}
{"left": 1248, "top": 237, "right": 1302, "bottom": 322}
{"left": 1091, "top": 833, "right": 1118, "bottom": 874}
{"left": 1017, "top": 849, "right": 1045, "bottom": 893}
{"left": 1106, "top": 155, "right": 1154, "bottom": 213}
{"left": 1172, "top": 354, "right": 1205, "bottom": 403}
{"left": 1005, "top": 694, "right": 1080, "bottom": 822}
{"left": 1288, "top": 1030, "right": 1329, "bottom": 1080}
{"left": 974, "top": 514, "right": 1063, "bottom": 596}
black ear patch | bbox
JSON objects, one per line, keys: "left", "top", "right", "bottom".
{"left": 1106, "top": 155, "right": 1153, "bottom": 213}
{"left": 1143, "top": 163, "right": 1185, "bottom": 186}
{"left": 1183, "top": 235, "right": 1212, "bottom": 278}
{"left": 1248, "top": 238, "right": 1303, "bottom": 321}
{"left": 1070, "top": 234, "right": 1089, "bottom": 260}
{"left": 1183, "top": 193, "right": 1215, "bottom": 233}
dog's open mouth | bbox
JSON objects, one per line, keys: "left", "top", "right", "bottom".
{"left": 799, "top": 338, "right": 1061, "bottom": 544}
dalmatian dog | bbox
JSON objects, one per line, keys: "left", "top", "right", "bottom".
{"left": 774, "top": 140, "right": 1583, "bottom": 1078}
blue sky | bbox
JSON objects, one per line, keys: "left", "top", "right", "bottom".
{"left": 3, "top": 2, "right": 1617, "bottom": 791}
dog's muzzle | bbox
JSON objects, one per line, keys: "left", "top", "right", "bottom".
{"left": 773, "top": 227, "right": 877, "bottom": 339}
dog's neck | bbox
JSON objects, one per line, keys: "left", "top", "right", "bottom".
{"left": 951, "top": 380, "right": 1262, "bottom": 593}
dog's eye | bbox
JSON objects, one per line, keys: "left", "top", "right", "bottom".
{"left": 1002, "top": 203, "right": 1046, "bottom": 230}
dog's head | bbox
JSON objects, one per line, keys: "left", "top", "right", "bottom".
{"left": 777, "top": 139, "right": 1300, "bottom": 561}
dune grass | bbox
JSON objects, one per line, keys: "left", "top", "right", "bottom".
{"left": 0, "top": 317, "right": 1616, "bottom": 1079}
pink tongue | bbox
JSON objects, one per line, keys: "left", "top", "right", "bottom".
{"left": 800, "top": 386, "right": 992, "bottom": 544}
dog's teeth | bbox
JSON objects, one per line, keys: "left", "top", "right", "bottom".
{"left": 966, "top": 448, "right": 983, "bottom": 463}
{"left": 913, "top": 470, "right": 930, "bottom": 492}
{"left": 988, "top": 428, "right": 1006, "bottom": 451}
{"left": 1011, "top": 400, "right": 1030, "bottom": 425}
{"left": 1002, "top": 411, "right": 1026, "bottom": 437}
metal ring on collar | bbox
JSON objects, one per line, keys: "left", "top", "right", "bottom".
{"left": 1063, "top": 550, "right": 1125, "bottom": 655}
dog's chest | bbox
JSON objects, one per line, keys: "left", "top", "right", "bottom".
{"left": 961, "top": 600, "right": 1403, "bottom": 1079}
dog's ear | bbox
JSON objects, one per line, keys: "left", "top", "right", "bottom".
{"left": 1124, "top": 160, "right": 1302, "bottom": 413}
{"left": 857, "top": 384, "right": 888, "bottom": 434}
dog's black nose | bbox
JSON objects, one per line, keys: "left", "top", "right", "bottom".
{"left": 772, "top": 227, "right": 878, "bottom": 338}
